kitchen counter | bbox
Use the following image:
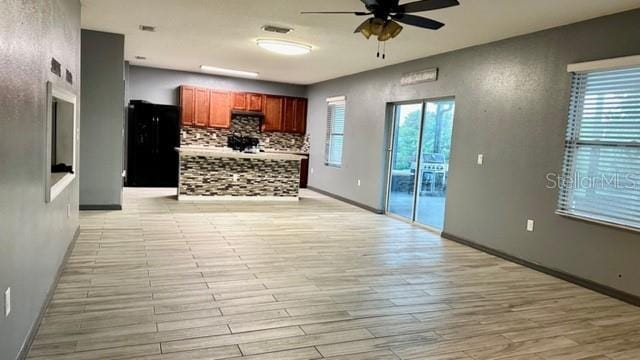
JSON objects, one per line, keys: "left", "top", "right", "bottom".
{"left": 176, "top": 147, "right": 307, "bottom": 161}
{"left": 176, "top": 147, "right": 303, "bottom": 201}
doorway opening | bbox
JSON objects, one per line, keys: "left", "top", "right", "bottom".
{"left": 385, "top": 98, "right": 455, "bottom": 231}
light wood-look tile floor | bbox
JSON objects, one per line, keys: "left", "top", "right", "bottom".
{"left": 27, "top": 188, "right": 640, "bottom": 360}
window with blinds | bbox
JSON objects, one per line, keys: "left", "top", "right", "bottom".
{"left": 558, "top": 65, "right": 640, "bottom": 230}
{"left": 325, "top": 97, "right": 346, "bottom": 167}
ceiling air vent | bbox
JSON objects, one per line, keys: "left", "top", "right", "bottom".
{"left": 261, "top": 25, "right": 293, "bottom": 34}
{"left": 135, "top": 56, "right": 147, "bottom": 60}
{"left": 139, "top": 25, "right": 156, "bottom": 32}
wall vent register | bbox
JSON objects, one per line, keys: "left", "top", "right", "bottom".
{"left": 558, "top": 56, "right": 640, "bottom": 231}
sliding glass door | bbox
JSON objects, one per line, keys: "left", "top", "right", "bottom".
{"left": 387, "top": 103, "right": 423, "bottom": 220}
{"left": 386, "top": 99, "right": 455, "bottom": 230}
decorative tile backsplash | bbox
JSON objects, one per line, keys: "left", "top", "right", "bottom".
{"left": 179, "top": 155, "right": 300, "bottom": 197}
{"left": 181, "top": 116, "right": 306, "bottom": 152}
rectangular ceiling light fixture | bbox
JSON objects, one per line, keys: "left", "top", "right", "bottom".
{"left": 200, "top": 65, "right": 259, "bottom": 78}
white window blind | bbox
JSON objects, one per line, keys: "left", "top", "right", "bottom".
{"left": 325, "top": 97, "right": 346, "bottom": 167}
{"left": 558, "top": 65, "right": 640, "bottom": 230}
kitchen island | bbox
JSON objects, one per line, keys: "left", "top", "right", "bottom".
{"left": 176, "top": 147, "right": 306, "bottom": 201}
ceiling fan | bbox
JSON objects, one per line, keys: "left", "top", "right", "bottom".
{"left": 302, "top": 0, "right": 460, "bottom": 58}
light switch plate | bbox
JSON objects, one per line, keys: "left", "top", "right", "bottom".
{"left": 477, "top": 154, "right": 484, "bottom": 165}
{"left": 357, "top": 179, "right": 361, "bottom": 187}
{"left": 526, "top": 219, "right": 535, "bottom": 232}
{"left": 4, "top": 287, "right": 10, "bottom": 318}
{"left": 310, "top": 168, "right": 314, "bottom": 174}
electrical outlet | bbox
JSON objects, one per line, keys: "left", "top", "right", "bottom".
{"left": 477, "top": 154, "right": 484, "bottom": 165}
{"left": 526, "top": 219, "right": 535, "bottom": 232}
{"left": 4, "top": 287, "right": 10, "bottom": 318}
{"left": 67, "top": 204, "right": 71, "bottom": 218}
{"left": 357, "top": 179, "right": 361, "bottom": 187}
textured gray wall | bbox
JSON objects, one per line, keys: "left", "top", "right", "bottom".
{"left": 307, "top": 9, "right": 640, "bottom": 297}
{"left": 80, "top": 30, "right": 125, "bottom": 207}
{"left": 0, "top": 0, "right": 81, "bottom": 358}
{"left": 128, "top": 66, "right": 307, "bottom": 106}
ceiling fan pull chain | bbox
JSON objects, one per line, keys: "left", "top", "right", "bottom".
{"left": 383, "top": 41, "right": 387, "bottom": 59}
{"left": 377, "top": 41, "right": 380, "bottom": 58}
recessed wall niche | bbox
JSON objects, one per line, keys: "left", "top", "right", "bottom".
{"left": 45, "top": 81, "right": 77, "bottom": 203}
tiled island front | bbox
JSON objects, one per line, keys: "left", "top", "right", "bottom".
{"left": 177, "top": 147, "right": 305, "bottom": 201}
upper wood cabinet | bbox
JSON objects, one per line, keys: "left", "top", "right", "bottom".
{"left": 293, "top": 97, "right": 307, "bottom": 134}
{"left": 283, "top": 97, "right": 296, "bottom": 132}
{"left": 282, "top": 97, "right": 307, "bottom": 134}
{"left": 194, "top": 87, "right": 210, "bottom": 127}
{"left": 263, "top": 95, "right": 284, "bottom": 132}
{"left": 179, "top": 85, "right": 307, "bottom": 133}
{"left": 209, "top": 91, "right": 231, "bottom": 128}
{"left": 247, "top": 93, "right": 264, "bottom": 112}
{"left": 232, "top": 93, "right": 265, "bottom": 112}
{"left": 180, "top": 86, "right": 195, "bottom": 126}
{"left": 233, "top": 92, "right": 247, "bottom": 110}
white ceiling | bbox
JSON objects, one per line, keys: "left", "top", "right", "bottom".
{"left": 81, "top": 0, "right": 640, "bottom": 85}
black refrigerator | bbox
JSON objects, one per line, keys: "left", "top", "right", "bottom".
{"left": 126, "top": 100, "right": 180, "bottom": 187}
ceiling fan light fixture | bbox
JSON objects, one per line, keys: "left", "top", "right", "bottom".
{"left": 378, "top": 20, "right": 403, "bottom": 42}
{"left": 357, "top": 21, "right": 373, "bottom": 39}
{"left": 357, "top": 18, "right": 386, "bottom": 40}
{"left": 256, "top": 39, "right": 312, "bottom": 55}
{"left": 370, "top": 18, "right": 386, "bottom": 36}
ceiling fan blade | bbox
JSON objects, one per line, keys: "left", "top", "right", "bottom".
{"left": 391, "top": 14, "right": 445, "bottom": 29}
{"left": 396, "top": 0, "right": 460, "bottom": 13}
{"left": 301, "top": 11, "right": 371, "bottom": 15}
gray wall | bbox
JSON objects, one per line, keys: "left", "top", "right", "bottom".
{"left": 307, "top": 9, "right": 640, "bottom": 297}
{"left": 0, "top": 1, "right": 81, "bottom": 359}
{"left": 80, "top": 30, "right": 125, "bottom": 208}
{"left": 128, "top": 65, "right": 307, "bottom": 106}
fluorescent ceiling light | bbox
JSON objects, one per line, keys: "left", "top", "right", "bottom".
{"left": 199, "top": 65, "right": 258, "bottom": 78}
{"left": 256, "top": 39, "right": 312, "bottom": 56}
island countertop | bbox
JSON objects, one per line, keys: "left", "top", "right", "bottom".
{"left": 176, "top": 146, "right": 307, "bottom": 161}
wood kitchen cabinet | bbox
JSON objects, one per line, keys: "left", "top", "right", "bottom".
{"left": 247, "top": 93, "right": 264, "bottom": 112}
{"left": 179, "top": 86, "right": 195, "bottom": 126}
{"left": 180, "top": 85, "right": 307, "bottom": 133}
{"left": 293, "top": 98, "right": 307, "bottom": 134}
{"left": 209, "top": 90, "right": 231, "bottom": 128}
{"left": 233, "top": 92, "right": 263, "bottom": 112}
{"left": 194, "top": 87, "right": 210, "bottom": 127}
{"left": 233, "top": 92, "right": 247, "bottom": 110}
{"left": 300, "top": 157, "right": 309, "bottom": 188}
{"left": 283, "top": 97, "right": 307, "bottom": 134}
{"left": 263, "top": 95, "right": 284, "bottom": 132}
